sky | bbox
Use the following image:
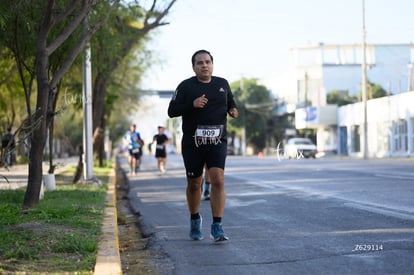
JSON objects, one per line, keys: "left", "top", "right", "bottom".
{"left": 134, "top": 0, "right": 414, "bottom": 142}
{"left": 141, "top": 0, "right": 414, "bottom": 94}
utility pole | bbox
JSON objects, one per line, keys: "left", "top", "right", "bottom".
{"left": 361, "top": 0, "right": 368, "bottom": 159}
{"left": 304, "top": 72, "right": 309, "bottom": 107}
{"left": 82, "top": 16, "right": 94, "bottom": 180}
{"left": 304, "top": 72, "right": 309, "bottom": 133}
{"left": 240, "top": 78, "right": 246, "bottom": 156}
{"left": 407, "top": 63, "right": 413, "bottom": 91}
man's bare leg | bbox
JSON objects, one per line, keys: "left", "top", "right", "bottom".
{"left": 208, "top": 167, "right": 225, "bottom": 217}
{"left": 187, "top": 176, "right": 202, "bottom": 214}
{"left": 187, "top": 176, "right": 203, "bottom": 240}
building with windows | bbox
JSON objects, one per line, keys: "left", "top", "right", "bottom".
{"left": 338, "top": 91, "right": 414, "bottom": 157}
{"left": 287, "top": 43, "right": 414, "bottom": 158}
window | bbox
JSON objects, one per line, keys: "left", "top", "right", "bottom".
{"left": 351, "top": 125, "right": 360, "bottom": 152}
{"left": 392, "top": 119, "right": 407, "bottom": 153}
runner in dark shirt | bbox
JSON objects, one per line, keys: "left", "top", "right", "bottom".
{"left": 168, "top": 49, "right": 238, "bottom": 242}
{"left": 152, "top": 126, "right": 169, "bottom": 174}
{"left": 168, "top": 75, "right": 237, "bottom": 146}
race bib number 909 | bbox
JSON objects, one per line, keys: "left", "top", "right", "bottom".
{"left": 194, "top": 125, "right": 223, "bottom": 146}
{"left": 196, "top": 128, "right": 221, "bottom": 138}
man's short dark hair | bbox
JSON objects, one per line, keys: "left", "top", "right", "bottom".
{"left": 191, "top": 49, "right": 213, "bottom": 65}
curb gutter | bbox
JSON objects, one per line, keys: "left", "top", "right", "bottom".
{"left": 94, "top": 169, "right": 122, "bottom": 275}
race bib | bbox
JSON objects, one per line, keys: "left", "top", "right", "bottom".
{"left": 194, "top": 125, "right": 223, "bottom": 146}
{"left": 156, "top": 144, "right": 164, "bottom": 150}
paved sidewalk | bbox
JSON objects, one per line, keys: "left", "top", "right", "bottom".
{"left": 0, "top": 157, "right": 78, "bottom": 190}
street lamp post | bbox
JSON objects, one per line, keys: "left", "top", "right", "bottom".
{"left": 407, "top": 63, "right": 413, "bottom": 91}
{"left": 82, "top": 16, "right": 94, "bottom": 180}
{"left": 240, "top": 78, "right": 247, "bottom": 156}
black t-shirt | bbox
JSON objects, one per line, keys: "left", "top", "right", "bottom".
{"left": 168, "top": 76, "right": 237, "bottom": 146}
{"left": 153, "top": 134, "right": 169, "bottom": 150}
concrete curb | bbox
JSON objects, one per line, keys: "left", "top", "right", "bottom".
{"left": 94, "top": 169, "right": 122, "bottom": 275}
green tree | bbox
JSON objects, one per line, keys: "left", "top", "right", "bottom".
{"left": 29, "top": 0, "right": 122, "bottom": 209}
{"left": 368, "top": 81, "right": 388, "bottom": 98}
{"left": 0, "top": 2, "right": 39, "bottom": 167}
{"left": 1, "top": 0, "right": 120, "bottom": 209}
{"left": 0, "top": 0, "right": 177, "bottom": 208}
{"left": 230, "top": 78, "right": 273, "bottom": 153}
{"left": 327, "top": 82, "right": 388, "bottom": 107}
{"left": 55, "top": 1, "right": 177, "bottom": 166}
{"left": 0, "top": 49, "right": 27, "bottom": 132}
{"left": 90, "top": 1, "right": 176, "bottom": 166}
{"left": 356, "top": 81, "right": 388, "bottom": 101}
{"left": 326, "top": 90, "right": 358, "bottom": 106}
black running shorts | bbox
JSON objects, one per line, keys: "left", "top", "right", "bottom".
{"left": 155, "top": 148, "right": 167, "bottom": 158}
{"left": 128, "top": 148, "right": 142, "bottom": 159}
{"left": 181, "top": 141, "right": 227, "bottom": 178}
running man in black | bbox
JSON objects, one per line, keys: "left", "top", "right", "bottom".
{"left": 168, "top": 49, "right": 238, "bottom": 242}
{"left": 152, "top": 126, "right": 169, "bottom": 174}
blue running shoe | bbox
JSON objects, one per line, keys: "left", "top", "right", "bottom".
{"left": 189, "top": 216, "right": 203, "bottom": 240}
{"left": 210, "top": 222, "right": 229, "bottom": 242}
{"left": 203, "top": 189, "right": 210, "bottom": 201}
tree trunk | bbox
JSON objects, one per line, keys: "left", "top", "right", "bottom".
{"left": 23, "top": 87, "right": 49, "bottom": 209}
{"left": 73, "top": 145, "right": 83, "bottom": 184}
{"left": 21, "top": 0, "right": 123, "bottom": 209}
{"left": 23, "top": 24, "right": 52, "bottom": 209}
{"left": 48, "top": 118, "right": 56, "bottom": 174}
{"left": 48, "top": 83, "right": 60, "bottom": 174}
{"left": 93, "top": 127, "right": 105, "bottom": 167}
{"left": 92, "top": 72, "right": 108, "bottom": 167}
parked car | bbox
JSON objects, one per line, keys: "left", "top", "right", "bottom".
{"left": 284, "top": 137, "right": 317, "bottom": 159}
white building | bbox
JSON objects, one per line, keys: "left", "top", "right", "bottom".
{"left": 289, "top": 43, "right": 413, "bottom": 106}
{"left": 338, "top": 91, "right": 414, "bottom": 158}
{"left": 289, "top": 43, "right": 414, "bottom": 158}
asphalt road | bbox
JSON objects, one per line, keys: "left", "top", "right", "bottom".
{"left": 123, "top": 154, "right": 414, "bottom": 275}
